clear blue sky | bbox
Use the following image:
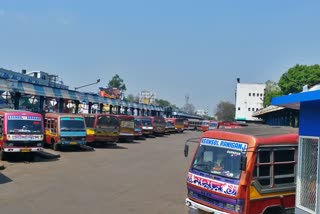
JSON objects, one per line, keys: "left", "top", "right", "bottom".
{"left": 1, "top": 1, "right": 320, "bottom": 115}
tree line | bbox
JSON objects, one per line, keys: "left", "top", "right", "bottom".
{"left": 105, "top": 64, "right": 320, "bottom": 121}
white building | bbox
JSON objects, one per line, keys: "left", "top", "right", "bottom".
{"left": 195, "top": 109, "right": 208, "bottom": 117}
{"left": 235, "top": 80, "right": 265, "bottom": 121}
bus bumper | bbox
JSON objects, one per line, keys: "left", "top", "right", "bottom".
{"left": 185, "top": 198, "right": 229, "bottom": 214}
{"left": 4, "top": 147, "right": 43, "bottom": 152}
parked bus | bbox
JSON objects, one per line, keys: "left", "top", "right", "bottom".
{"left": 165, "top": 120, "right": 175, "bottom": 134}
{"left": 44, "top": 113, "right": 86, "bottom": 151}
{"left": 150, "top": 116, "right": 166, "bottom": 136}
{"left": 0, "top": 109, "right": 44, "bottom": 160}
{"left": 200, "top": 120, "right": 210, "bottom": 132}
{"left": 82, "top": 114, "right": 120, "bottom": 146}
{"left": 114, "top": 115, "right": 135, "bottom": 142}
{"left": 187, "top": 118, "right": 202, "bottom": 131}
{"left": 133, "top": 117, "right": 143, "bottom": 139}
{"left": 135, "top": 116, "right": 153, "bottom": 136}
{"left": 184, "top": 125, "right": 298, "bottom": 214}
{"left": 166, "top": 118, "right": 185, "bottom": 133}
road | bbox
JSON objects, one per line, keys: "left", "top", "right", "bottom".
{"left": 0, "top": 131, "right": 202, "bottom": 214}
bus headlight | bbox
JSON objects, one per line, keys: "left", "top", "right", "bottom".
{"left": 225, "top": 203, "right": 235, "bottom": 210}
{"left": 235, "top": 204, "right": 243, "bottom": 212}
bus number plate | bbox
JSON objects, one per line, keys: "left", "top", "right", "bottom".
{"left": 21, "top": 148, "right": 31, "bottom": 152}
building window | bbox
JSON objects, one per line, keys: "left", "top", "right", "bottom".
{"left": 248, "top": 108, "right": 251, "bottom": 111}
{"left": 249, "top": 93, "right": 251, "bottom": 96}
{"left": 238, "top": 107, "right": 240, "bottom": 111}
{"left": 252, "top": 108, "right": 255, "bottom": 111}
{"left": 256, "top": 108, "right": 259, "bottom": 111}
{"left": 260, "top": 93, "right": 263, "bottom": 96}
{"left": 253, "top": 93, "right": 255, "bottom": 96}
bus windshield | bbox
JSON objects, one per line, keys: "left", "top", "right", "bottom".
{"left": 60, "top": 117, "right": 85, "bottom": 130}
{"left": 192, "top": 144, "right": 242, "bottom": 179}
{"left": 141, "top": 118, "right": 152, "bottom": 126}
{"left": 8, "top": 120, "right": 42, "bottom": 134}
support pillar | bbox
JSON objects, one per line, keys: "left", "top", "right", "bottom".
{"left": 13, "top": 92, "right": 21, "bottom": 110}
{"left": 99, "top": 103, "right": 104, "bottom": 114}
{"left": 39, "top": 96, "right": 45, "bottom": 113}
{"left": 88, "top": 102, "right": 93, "bottom": 114}
{"left": 58, "top": 98, "right": 64, "bottom": 113}
{"left": 75, "top": 100, "right": 80, "bottom": 114}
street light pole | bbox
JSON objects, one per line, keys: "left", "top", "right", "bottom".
{"left": 75, "top": 79, "right": 101, "bottom": 91}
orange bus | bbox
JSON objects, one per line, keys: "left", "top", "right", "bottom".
{"left": 200, "top": 120, "right": 211, "bottom": 132}
{"left": 184, "top": 125, "right": 298, "bottom": 214}
{"left": 166, "top": 118, "right": 185, "bottom": 133}
{"left": 0, "top": 109, "right": 44, "bottom": 160}
{"left": 114, "top": 115, "right": 135, "bottom": 142}
{"left": 44, "top": 113, "right": 86, "bottom": 151}
{"left": 82, "top": 114, "right": 120, "bottom": 146}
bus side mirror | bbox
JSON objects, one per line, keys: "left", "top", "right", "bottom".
{"left": 184, "top": 145, "right": 189, "bottom": 157}
{"left": 240, "top": 155, "right": 247, "bottom": 171}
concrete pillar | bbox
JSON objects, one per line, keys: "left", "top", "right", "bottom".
{"left": 58, "top": 98, "right": 64, "bottom": 113}
{"left": 88, "top": 102, "right": 93, "bottom": 114}
{"left": 99, "top": 103, "right": 104, "bottom": 114}
{"left": 74, "top": 100, "right": 80, "bottom": 114}
{"left": 13, "top": 92, "right": 21, "bottom": 110}
{"left": 39, "top": 96, "right": 45, "bottom": 113}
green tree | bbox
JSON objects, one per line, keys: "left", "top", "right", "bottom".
{"left": 155, "top": 99, "right": 179, "bottom": 110}
{"left": 214, "top": 101, "right": 235, "bottom": 121}
{"left": 108, "top": 74, "right": 127, "bottom": 91}
{"left": 278, "top": 64, "right": 320, "bottom": 95}
{"left": 263, "top": 80, "right": 283, "bottom": 107}
{"left": 125, "top": 94, "right": 139, "bottom": 103}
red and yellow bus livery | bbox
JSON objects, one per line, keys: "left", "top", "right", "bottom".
{"left": 184, "top": 125, "right": 298, "bottom": 214}
{"left": 82, "top": 114, "right": 120, "bottom": 146}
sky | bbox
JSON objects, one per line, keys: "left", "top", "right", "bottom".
{"left": 1, "top": 0, "right": 320, "bottom": 115}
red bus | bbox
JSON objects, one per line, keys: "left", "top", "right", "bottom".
{"left": 82, "top": 114, "right": 120, "bottom": 146}
{"left": 135, "top": 116, "right": 154, "bottom": 136}
{"left": 184, "top": 125, "right": 298, "bottom": 214}
{"left": 200, "top": 120, "right": 211, "bottom": 132}
{"left": 150, "top": 116, "right": 166, "bottom": 136}
{"left": 0, "top": 109, "right": 44, "bottom": 160}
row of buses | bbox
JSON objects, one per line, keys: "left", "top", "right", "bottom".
{"left": 0, "top": 109, "right": 189, "bottom": 160}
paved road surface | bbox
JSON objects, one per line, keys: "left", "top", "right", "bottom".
{"left": 0, "top": 131, "right": 202, "bottom": 214}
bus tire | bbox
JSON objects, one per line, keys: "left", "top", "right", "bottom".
{"left": 51, "top": 140, "right": 59, "bottom": 151}
{"left": 0, "top": 150, "right": 6, "bottom": 161}
{"left": 263, "top": 206, "right": 285, "bottom": 214}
